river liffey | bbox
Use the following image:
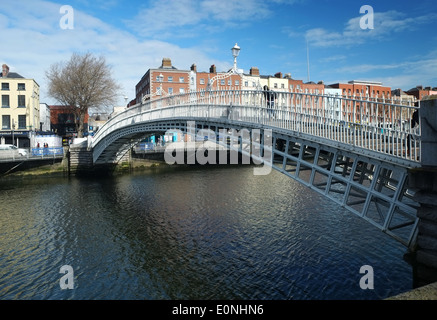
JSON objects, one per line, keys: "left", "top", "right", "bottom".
{"left": 0, "top": 165, "right": 413, "bottom": 300}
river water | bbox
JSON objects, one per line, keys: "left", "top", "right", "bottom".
{"left": 0, "top": 164, "right": 413, "bottom": 300}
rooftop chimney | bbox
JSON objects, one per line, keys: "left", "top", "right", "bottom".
{"left": 210, "top": 65, "right": 216, "bottom": 74}
{"left": 161, "top": 58, "right": 172, "bottom": 68}
{"left": 191, "top": 64, "right": 197, "bottom": 72}
{"left": 2, "top": 64, "right": 9, "bottom": 77}
{"left": 250, "top": 67, "right": 260, "bottom": 76}
{"left": 274, "top": 72, "right": 282, "bottom": 78}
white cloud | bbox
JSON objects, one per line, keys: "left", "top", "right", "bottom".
{"left": 306, "top": 10, "right": 437, "bottom": 47}
{"left": 125, "top": 0, "right": 274, "bottom": 39}
{"left": 324, "top": 51, "right": 437, "bottom": 89}
{"left": 318, "top": 55, "right": 347, "bottom": 63}
{"left": 0, "top": 0, "right": 228, "bottom": 106}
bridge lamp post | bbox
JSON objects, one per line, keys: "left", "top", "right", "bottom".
{"left": 231, "top": 43, "right": 240, "bottom": 73}
{"left": 158, "top": 73, "right": 163, "bottom": 96}
{"left": 207, "top": 43, "right": 241, "bottom": 90}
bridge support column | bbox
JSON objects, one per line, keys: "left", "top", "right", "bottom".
{"left": 408, "top": 98, "right": 437, "bottom": 287}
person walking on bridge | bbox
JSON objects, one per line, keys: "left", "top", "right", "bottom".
{"left": 407, "top": 105, "right": 419, "bottom": 156}
{"left": 263, "top": 85, "right": 277, "bottom": 119}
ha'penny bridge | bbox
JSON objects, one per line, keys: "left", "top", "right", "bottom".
{"left": 70, "top": 89, "right": 437, "bottom": 284}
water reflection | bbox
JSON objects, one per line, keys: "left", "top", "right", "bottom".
{"left": 0, "top": 166, "right": 412, "bottom": 300}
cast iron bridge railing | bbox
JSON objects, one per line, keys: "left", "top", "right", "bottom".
{"left": 90, "top": 89, "right": 421, "bottom": 249}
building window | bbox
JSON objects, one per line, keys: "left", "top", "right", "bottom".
{"left": 228, "top": 80, "right": 231, "bottom": 86}
{"left": 168, "top": 76, "right": 173, "bottom": 82}
{"left": 17, "top": 83, "right": 25, "bottom": 91}
{"left": 2, "top": 95, "right": 9, "bottom": 107}
{"left": 200, "top": 79, "right": 205, "bottom": 85}
{"left": 179, "top": 77, "right": 184, "bottom": 83}
{"left": 281, "top": 83, "right": 285, "bottom": 89}
{"left": 18, "top": 95, "right": 26, "bottom": 107}
{"left": 2, "top": 115, "right": 10, "bottom": 129}
{"left": 168, "top": 88, "right": 173, "bottom": 95}
{"left": 18, "top": 115, "right": 26, "bottom": 129}
{"left": 220, "top": 80, "right": 225, "bottom": 86}
{"left": 179, "top": 88, "right": 185, "bottom": 94}
{"left": 1, "top": 83, "right": 9, "bottom": 90}
{"left": 244, "top": 81, "right": 248, "bottom": 87}
{"left": 274, "top": 83, "right": 278, "bottom": 89}
{"left": 235, "top": 80, "right": 239, "bottom": 86}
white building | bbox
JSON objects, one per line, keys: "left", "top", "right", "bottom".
{"left": 324, "top": 86, "right": 343, "bottom": 121}
{"left": 39, "top": 103, "right": 51, "bottom": 132}
{"left": 0, "top": 64, "right": 40, "bottom": 147}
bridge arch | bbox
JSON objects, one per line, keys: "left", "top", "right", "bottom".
{"left": 88, "top": 89, "right": 423, "bottom": 249}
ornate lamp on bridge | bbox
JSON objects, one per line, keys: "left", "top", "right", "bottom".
{"left": 231, "top": 43, "right": 240, "bottom": 73}
{"left": 207, "top": 43, "right": 242, "bottom": 90}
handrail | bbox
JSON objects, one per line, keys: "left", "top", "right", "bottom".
{"left": 91, "top": 89, "right": 421, "bottom": 164}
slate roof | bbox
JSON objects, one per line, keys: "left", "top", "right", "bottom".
{"left": 0, "top": 72, "right": 25, "bottom": 79}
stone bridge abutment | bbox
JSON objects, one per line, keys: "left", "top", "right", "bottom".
{"left": 407, "top": 98, "right": 437, "bottom": 286}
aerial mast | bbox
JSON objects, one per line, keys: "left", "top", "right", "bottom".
{"left": 306, "top": 37, "right": 310, "bottom": 82}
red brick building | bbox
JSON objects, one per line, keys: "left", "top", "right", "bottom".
{"left": 329, "top": 80, "right": 391, "bottom": 99}
{"left": 327, "top": 81, "right": 392, "bottom": 123}
{"left": 135, "top": 58, "right": 192, "bottom": 104}
{"left": 49, "top": 105, "right": 89, "bottom": 138}
{"left": 135, "top": 58, "right": 244, "bottom": 105}
{"left": 406, "top": 85, "right": 437, "bottom": 100}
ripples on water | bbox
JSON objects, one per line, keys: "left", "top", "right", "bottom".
{"left": 0, "top": 165, "right": 412, "bottom": 300}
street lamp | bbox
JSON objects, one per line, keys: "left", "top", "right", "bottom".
{"left": 231, "top": 43, "right": 240, "bottom": 73}
{"left": 207, "top": 43, "right": 241, "bottom": 90}
{"left": 158, "top": 73, "right": 164, "bottom": 95}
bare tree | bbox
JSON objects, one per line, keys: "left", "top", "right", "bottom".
{"left": 46, "top": 52, "right": 121, "bottom": 137}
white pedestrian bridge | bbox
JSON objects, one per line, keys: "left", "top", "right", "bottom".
{"left": 89, "top": 89, "right": 425, "bottom": 249}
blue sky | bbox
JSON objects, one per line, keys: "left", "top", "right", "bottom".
{"left": 1, "top": 0, "right": 436, "bottom": 106}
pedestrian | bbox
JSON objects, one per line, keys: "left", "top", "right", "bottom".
{"left": 263, "top": 85, "right": 276, "bottom": 118}
{"left": 407, "top": 105, "right": 419, "bottom": 156}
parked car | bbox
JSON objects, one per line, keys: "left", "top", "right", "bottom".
{"left": 0, "top": 144, "right": 28, "bottom": 158}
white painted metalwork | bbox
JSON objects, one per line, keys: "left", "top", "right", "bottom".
{"left": 89, "top": 89, "right": 422, "bottom": 249}
{"left": 92, "top": 89, "right": 421, "bottom": 167}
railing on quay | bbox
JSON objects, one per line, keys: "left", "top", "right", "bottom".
{"left": 0, "top": 147, "right": 64, "bottom": 163}
{"left": 91, "top": 89, "right": 421, "bottom": 166}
